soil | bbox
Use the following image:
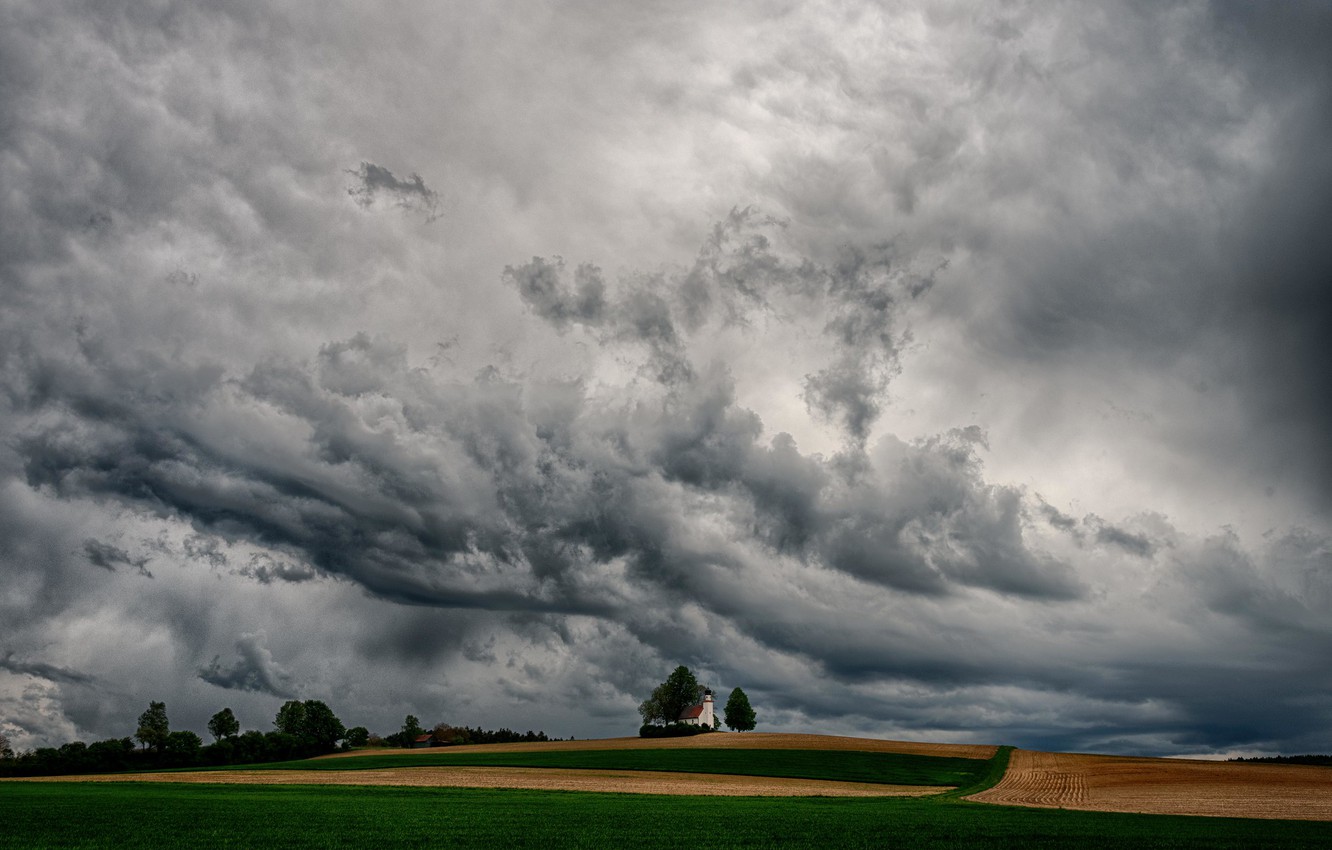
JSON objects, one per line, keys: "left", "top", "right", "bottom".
{"left": 10, "top": 767, "right": 945, "bottom": 798}
{"left": 317, "top": 732, "right": 996, "bottom": 760}
{"left": 968, "top": 748, "right": 1332, "bottom": 821}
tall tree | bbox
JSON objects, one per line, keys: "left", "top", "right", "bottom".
{"left": 723, "top": 687, "right": 757, "bottom": 731}
{"left": 273, "top": 700, "right": 307, "bottom": 737}
{"left": 135, "top": 701, "right": 170, "bottom": 753}
{"left": 639, "top": 666, "right": 705, "bottom": 725}
{"left": 273, "top": 700, "right": 345, "bottom": 753}
{"left": 402, "top": 714, "right": 424, "bottom": 743}
{"left": 0, "top": 730, "right": 13, "bottom": 760}
{"left": 299, "top": 700, "right": 346, "bottom": 752}
{"left": 207, "top": 707, "right": 240, "bottom": 741}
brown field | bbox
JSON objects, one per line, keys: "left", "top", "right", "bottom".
{"left": 969, "top": 748, "right": 1332, "bottom": 821}
{"left": 9, "top": 766, "right": 943, "bottom": 798}
{"left": 316, "top": 732, "right": 996, "bottom": 760}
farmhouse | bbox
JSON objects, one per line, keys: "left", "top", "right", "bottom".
{"left": 677, "top": 688, "right": 715, "bottom": 727}
{"left": 411, "top": 734, "right": 433, "bottom": 749}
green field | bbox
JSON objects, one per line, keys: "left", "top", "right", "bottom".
{"left": 222, "top": 748, "right": 988, "bottom": 787}
{"left": 3, "top": 781, "right": 1330, "bottom": 849}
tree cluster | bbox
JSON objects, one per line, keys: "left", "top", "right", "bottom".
{"left": 1228, "top": 754, "right": 1332, "bottom": 766}
{"left": 1, "top": 699, "right": 564, "bottom": 776}
{"left": 637, "top": 666, "right": 757, "bottom": 735}
{"left": 378, "top": 715, "right": 553, "bottom": 748}
{"left": 0, "top": 699, "right": 350, "bottom": 777}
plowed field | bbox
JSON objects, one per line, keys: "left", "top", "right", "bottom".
{"left": 317, "top": 732, "right": 995, "bottom": 760}
{"left": 969, "top": 748, "right": 1332, "bottom": 821}
{"left": 12, "top": 766, "right": 944, "bottom": 797}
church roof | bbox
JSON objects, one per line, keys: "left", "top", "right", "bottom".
{"left": 678, "top": 704, "right": 705, "bottom": 720}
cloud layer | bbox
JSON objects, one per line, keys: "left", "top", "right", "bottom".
{"left": 1, "top": 0, "right": 1330, "bottom": 758}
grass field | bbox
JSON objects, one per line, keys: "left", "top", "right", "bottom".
{"left": 215, "top": 747, "right": 988, "bottom": 787}
{"left": 4, "top": 781, "right": 1331, "bottom": 849}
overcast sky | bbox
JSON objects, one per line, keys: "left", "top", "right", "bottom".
{"left": 2, "top": 1, "right": 1331, "bottom": 758}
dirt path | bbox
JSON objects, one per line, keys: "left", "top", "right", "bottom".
{"left": 969, "top": 748, "right": 1332, "bottom": 821}
{"left": 316, "top": 733, "right": 995, "bottom": 760}
{"left": 8, "top": 766, "right": 946, "bottom": 798}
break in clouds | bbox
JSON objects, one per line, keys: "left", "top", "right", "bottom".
{"left": 1, "top": 1, "right": 1330, "bottom": 757}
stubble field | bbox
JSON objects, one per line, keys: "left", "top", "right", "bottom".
{"left": 969, "top": 747, "right": 1332, "bottom": 821}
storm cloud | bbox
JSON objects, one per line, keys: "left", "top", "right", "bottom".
{"left": 198, "top": 633, "right": 296, "bottom": 699}
{"left": 82, "top": 539, "right": 153, "bottom": 578}
{"left": 1, "top": 0, "right": 1330, "bottom": 758}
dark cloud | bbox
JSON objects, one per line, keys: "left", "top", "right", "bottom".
{"left": 356, "top": 608, "right": 482, "bottom": 666}
{"left": 82, "top": 538, "right": 153, "bottom": 577}
{"left": 1037, "top": 499, "right": 1079, "bottom": 532}
{"left": 197, "top": 633, "right": 296, "bottom": 698}
{"left": 1092, "top": 521, "right": 1157, "bottom": 559}
{"left": 183, "top": 534, "right": 228, "bottom": 569}
{"left": 347, "top": 162, "right": 440, "bottom": 221}
{"left": 235, "top": 553, "right": 318, "bottom": 585}
{"left": 2, "top": 0, "right": 1331, "bottom": 758}
{"left": 503, "top": 258, "right": 607, "bottom": 330}
{"left": 0, "top": 652, "right": 95, "bottom": 686}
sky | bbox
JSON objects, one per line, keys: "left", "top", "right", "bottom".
{"left": 2, "top": 0, "right": 1330, "bottom": 758}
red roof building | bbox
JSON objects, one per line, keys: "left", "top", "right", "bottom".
{"left": 677, "top": 689, "right": 715, "bottom": 727}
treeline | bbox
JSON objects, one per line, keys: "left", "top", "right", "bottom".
{"left": 371, "top": 715, "right": 553, "bottom": 748}
{"left": 1227, "top": 754, "right": 1332, "bottom": 766}
{"left": 0, "top": 702, "right": 557, "bottom": 777}
{"left": 0, "top": 699, "right": 350, "bottom": 777}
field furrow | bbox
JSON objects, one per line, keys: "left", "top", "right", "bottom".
{"left": 969, "top": 748, "right": 1332, "bottom": 821}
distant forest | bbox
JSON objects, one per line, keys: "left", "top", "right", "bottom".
{"left": 1227, "top": 755, "right": 1332, "bottom": 766}
{"left": 0, "top": 700, "right": 554, "bottom": 777}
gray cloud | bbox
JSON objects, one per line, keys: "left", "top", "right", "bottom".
{"left": 1, "top": 0, "right": 1330, "bottom": 759}
{"left": 503, "top": 258, "right": 607, "bottom": 330}
{"left": 82, "top": 538, "right": 153, "bottom": 577}
{"left": 1092, "top": 522, "right": 1157, "bottom": 560}
{"left": 347, "top": 162, "right": 440, "bottom": 221}
{"left": 183, "top": 534, "right": 228, "bottom": 569}
{"left": 236, "top": 553, "right": 318, "bottom": 585}
{"left": 198, "top": 633, "right": 296, "bottom": 699}
{"left": 0, "top": 653, "right": 95, "bottom": 686}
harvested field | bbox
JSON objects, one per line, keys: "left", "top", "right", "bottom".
{"left": 318, "top": 732, "right": 995, "bottom": 760}
{"left": 9, "top": 766, "right": 944, "bottom": 797}
{"left": 969, "top": 748, "right": 1332, "bottom": 821}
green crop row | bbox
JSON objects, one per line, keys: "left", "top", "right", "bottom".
{"left": 3, "top": 781, "right": 1330, "bottom": 849}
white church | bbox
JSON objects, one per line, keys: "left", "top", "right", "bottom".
{"left": 676, "top": 688, "right": 715, "bottom": 726}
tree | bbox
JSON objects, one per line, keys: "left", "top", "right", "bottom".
{"left": 402, "top": 714, "right": 423, "bottom": 742}
{"left": 639, "top": 666, "right": 705, "bottom": 726}
{"left": 273, "top": 700, "right": 345, "bottom": 753}
{"left": 723, "top": 687, "right": 756, "bottom": 731}
{"left": 344, "top": 726, "right": 370, "bottom": 748}
{"left": 299, "top": 700, "right": 345, "bottom": 752}
{"left": 0, "top": 730, "right": 13, "bottom": 761}
{"left": 163, "top": 730, "right": 202, "bottom": 765}
{"left": 135, "top": 701, "right": 170, "bottom": 753}
{"left": 274, "top": 700, "right": 307, "bottom": 737}
{"left": 207, "top": 707, "right": 240, "bottom": 742}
